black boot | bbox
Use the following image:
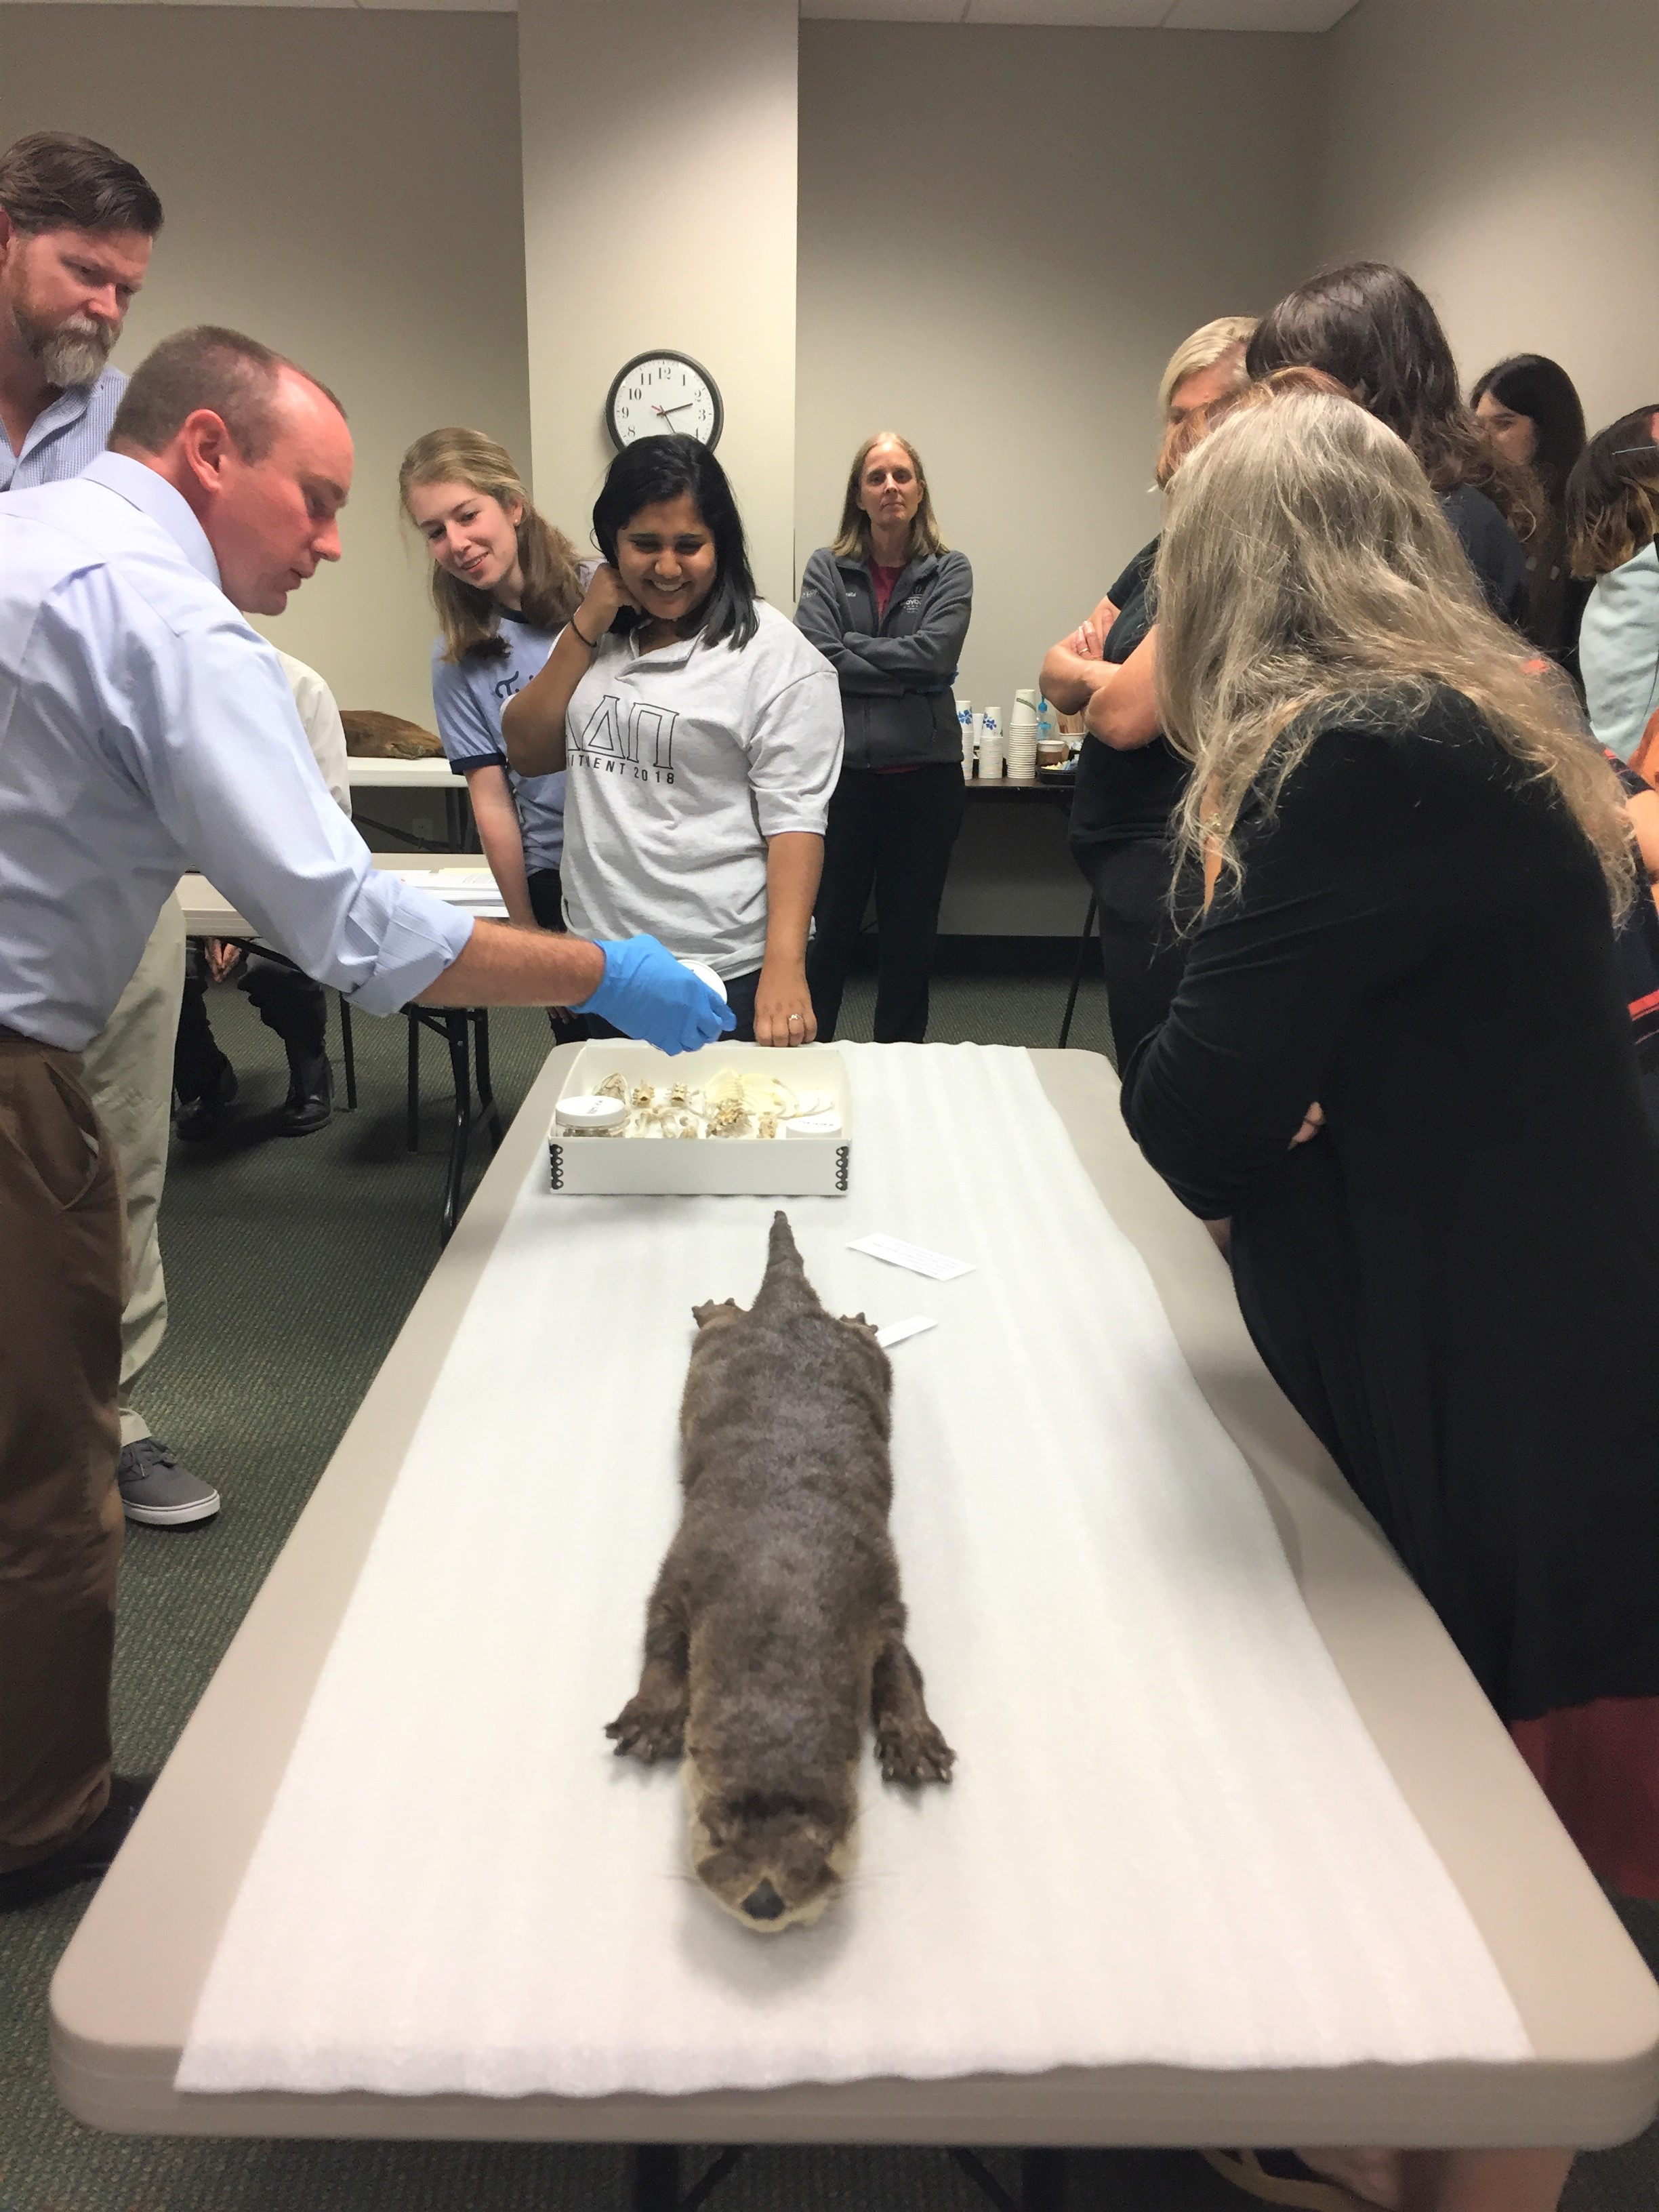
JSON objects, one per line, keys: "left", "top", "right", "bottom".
{"left": 174, "top": 1055, "right": 239, "bottom": 1142}
{"left": 281, "top": 1052, "right": 333, "bottom": 1136}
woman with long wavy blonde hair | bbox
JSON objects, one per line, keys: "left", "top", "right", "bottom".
{"left": 1123, "top": 388, "right": 1658, "bottom": 2212}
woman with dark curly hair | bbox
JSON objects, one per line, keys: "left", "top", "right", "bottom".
{"left": 1248, "top": 262, "right": 1535, "bottom": 629}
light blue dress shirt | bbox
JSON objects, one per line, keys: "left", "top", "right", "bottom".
{"left": 1580, "top": 541, "right": 1659, "bottom": 763}
{"left": 0, "top": 363, "right": 127, "bottom": 492}
{"left": 0, "top": 452, "right": 473, "bottom": 1048}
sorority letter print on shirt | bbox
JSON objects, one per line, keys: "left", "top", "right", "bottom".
{"left": 571, "top": 693, "right": 678, "bottom": 787}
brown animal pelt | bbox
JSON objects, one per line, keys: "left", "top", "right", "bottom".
{"left": 342, "top": 710, "right": 445, "bottom": 759}
{"left": 607, "top": 1212, "right": 954, "bottom": 1933}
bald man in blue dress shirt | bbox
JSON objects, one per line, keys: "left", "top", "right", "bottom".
{"left": 0, "top": 324, "right": 730, "bottom": 1908}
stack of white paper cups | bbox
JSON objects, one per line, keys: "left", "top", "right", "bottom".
{"left": 1007, "top": 691, "right": 1038, "bottom": 781}
{"left": 957, "top": 697, "right": 975, "bottom": 781}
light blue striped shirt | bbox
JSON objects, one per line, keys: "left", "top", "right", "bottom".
{"left": 0, "top": 452, "right": 472, "bottom": 1048}
{"left": 0, "top": 364, "right": 126, "bottom": 491}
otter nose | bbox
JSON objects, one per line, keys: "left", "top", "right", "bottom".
{"left": 741, "top": 1879, "right": 786, "bottom": 1922}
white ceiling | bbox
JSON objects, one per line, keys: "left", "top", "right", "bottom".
{"left": 14, "top": 0, "right": 1361, "bottom": 24}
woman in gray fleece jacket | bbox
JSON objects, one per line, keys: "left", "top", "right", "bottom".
{"left": 796, "top": 434, "right": 972, "bottom": 1043}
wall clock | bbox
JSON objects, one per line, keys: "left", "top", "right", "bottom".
{"left": 605, "top": 350, "right": 723, "bottom": 452}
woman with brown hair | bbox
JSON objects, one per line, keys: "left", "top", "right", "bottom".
{"left": 400, "top": 428, "right": 586, "bottom": 928}
{"left": 1124, "top": 387, "right": 1659, "bottom": 2210}
{"left": 1470, "top": 352, "right": 1589, "bottom": 665}
{"left": 795, "top": 434, "right": 972, "bottom": 1043}
{"left": 1247, "top": 263, "right": 1535, "bottom": 630}
{"left": 1565, "top": 407, "right": 1659, "bottom": 763}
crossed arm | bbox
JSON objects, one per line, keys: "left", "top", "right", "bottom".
{"left": 1039, "top": 596, "right": 1162, "bottom": 750}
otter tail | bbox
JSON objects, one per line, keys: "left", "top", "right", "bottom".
{"left": 753, "top": 1210, "right": 821, "bottom": 1319}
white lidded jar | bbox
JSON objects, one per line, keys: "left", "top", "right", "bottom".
{"left": 554, "top": 1094, "right": 628, "bottom": 1136}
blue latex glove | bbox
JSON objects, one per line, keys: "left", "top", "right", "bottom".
{"left": 573, "top": 937, "right": 735, "bottom": 1055}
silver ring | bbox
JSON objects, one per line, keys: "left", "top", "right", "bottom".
{"left": 787, "top": 1013, "right": 803, "bottom": 1024}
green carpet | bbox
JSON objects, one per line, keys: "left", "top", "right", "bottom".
{"left": 1, "top": 970, "right": 1655, "bottom": 2211}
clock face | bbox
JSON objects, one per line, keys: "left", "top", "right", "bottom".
{"left": 605, "top": 351, "right": 723, "bottom": 452}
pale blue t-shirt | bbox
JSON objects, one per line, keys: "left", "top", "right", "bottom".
{"left": 429, "top": 610, "right": 565, "bottom": 873}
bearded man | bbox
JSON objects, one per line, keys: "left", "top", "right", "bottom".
{"left": 0, "top": 134, "right": 222, "bottom": 1528}
{"left": 0, "top": 131, "right": 158, "bottom": 489}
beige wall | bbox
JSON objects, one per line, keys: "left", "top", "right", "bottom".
{"left": 796, "top": 20, "right": 1321, "bottom": 726}
{"left": 0, "top": 6, "right": 531, "bottom": 727}
{"left": 518, "top": 0, "right": 798, "bottom": 611}
{"left": 13, "top": 1, "right": 1651, "bottom": 922}
{"left": 1315, "top": 0, "right": 1659, "bottom": 437}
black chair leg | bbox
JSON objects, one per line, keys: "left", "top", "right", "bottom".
{"left": 1057, "top": 895, "right": 1099, "bottom": 1050}
{"left": 406, "top": 1010, "right": 420, "bottom": 1151}
{"left": 1021, "top": 2149, "right": 1071, "bottom": 2211}
{"left": 338, "top": 996, "right": 358, "bottom": 1110}
{"left": 680, "top": 2147, "right": 747, "bottom": 2210}
{"left": 440, "top": 1011, "right": 473, "bottom": 1245}
{"left": 949, "top": 2148, "right": 1020, "bottom": 2211}
{"left": 630, "top": 2145, "right": 679, "bottom": 2212}
{"left": 472, "top": 1008, "right": 504, "bottom": 1149}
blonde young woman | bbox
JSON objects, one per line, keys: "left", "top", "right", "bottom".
{"left": 1122, "top": 388, "right": 1658, "bottom": 2212}
{"left": 399, "top": 429, "right": 586, "bottom": 929}
{"left": 1040, "top": 315, "right": 1254, "bottom": 1066}
{"left": 795, "top": 434, "right": 972, "bottom": 1042}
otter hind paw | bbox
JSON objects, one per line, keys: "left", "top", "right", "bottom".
{"left": 878, "top": 1720, "right": 957, "bottom": 1787}
{"left": 605, "top": 1698, "right": 686, "bottom": 1764}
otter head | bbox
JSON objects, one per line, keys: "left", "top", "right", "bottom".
{"left": 687, "top": 1782, "right": 855, "bottom": 1933}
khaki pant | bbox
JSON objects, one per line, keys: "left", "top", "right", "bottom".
{"left": 0, "top": 1032, "right": 125, "bottom": 1868}
{"left": 79, "top": 899, "right": 186, "bottom": 1448}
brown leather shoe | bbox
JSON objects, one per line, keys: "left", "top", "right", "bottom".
{"left": 0, "top": 1776, "right": 155, "bottom": 1912}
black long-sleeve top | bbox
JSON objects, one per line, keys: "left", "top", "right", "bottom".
{"left": 1122, "top": 687, "right": 1659, "bottom": 1723}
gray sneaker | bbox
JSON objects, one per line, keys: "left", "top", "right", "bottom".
{"left": 117, "top": 1438, "right": 220, "bottom": 1527}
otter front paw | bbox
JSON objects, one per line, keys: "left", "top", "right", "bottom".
{"left": 691, "top": 1298, "right": 743, "bottom": 1332}
{"left": 606, "top": 1697, "right": 686, "bottom": 1763}
{"left": 878, "top": 1719, "right": 956, "bottom": 1786}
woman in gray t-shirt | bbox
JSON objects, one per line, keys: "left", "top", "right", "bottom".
{"left": 503, "top": 436, "right": 842, "bottom": 1047}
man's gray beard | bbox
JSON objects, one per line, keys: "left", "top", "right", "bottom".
{"left": 14, "top": 304, "right": 116, "bottom": 389}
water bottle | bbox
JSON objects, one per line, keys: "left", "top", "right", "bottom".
{"left": 979, "top": 706, "right": 1004, "bottom": 782}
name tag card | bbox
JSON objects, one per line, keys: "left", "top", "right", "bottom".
{"left": 849, "top": 1233, "right": 974, "bottom": 1282}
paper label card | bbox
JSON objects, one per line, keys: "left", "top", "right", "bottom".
{"left": 849, "top": 1233, "right": 974, "bottom": 1282}
{"left": 874, "top": 1314, "right": 939, "bottom": 1351}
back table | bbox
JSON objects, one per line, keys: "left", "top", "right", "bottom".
{"left": 50, "top": 1048, "right": 1659, "bottom": 2165}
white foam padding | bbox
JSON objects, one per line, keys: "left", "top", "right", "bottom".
{"left": 178, "top": 1044, "right": 1529, "bottom": 2097}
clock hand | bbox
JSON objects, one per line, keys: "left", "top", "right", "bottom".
{"left": 653, "top": 402, "right": 693, "bottom": 420}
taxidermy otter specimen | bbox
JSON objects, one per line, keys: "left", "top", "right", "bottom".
{"left": 340, "top": 709, "right": 444, "bottom": 758}
{"left": 607, "top": 1212, "right": 954, "bottom": 1932}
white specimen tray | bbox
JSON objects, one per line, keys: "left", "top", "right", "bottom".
{"left": 548, "top": 1040, "right": 851, "bottom": 1197}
